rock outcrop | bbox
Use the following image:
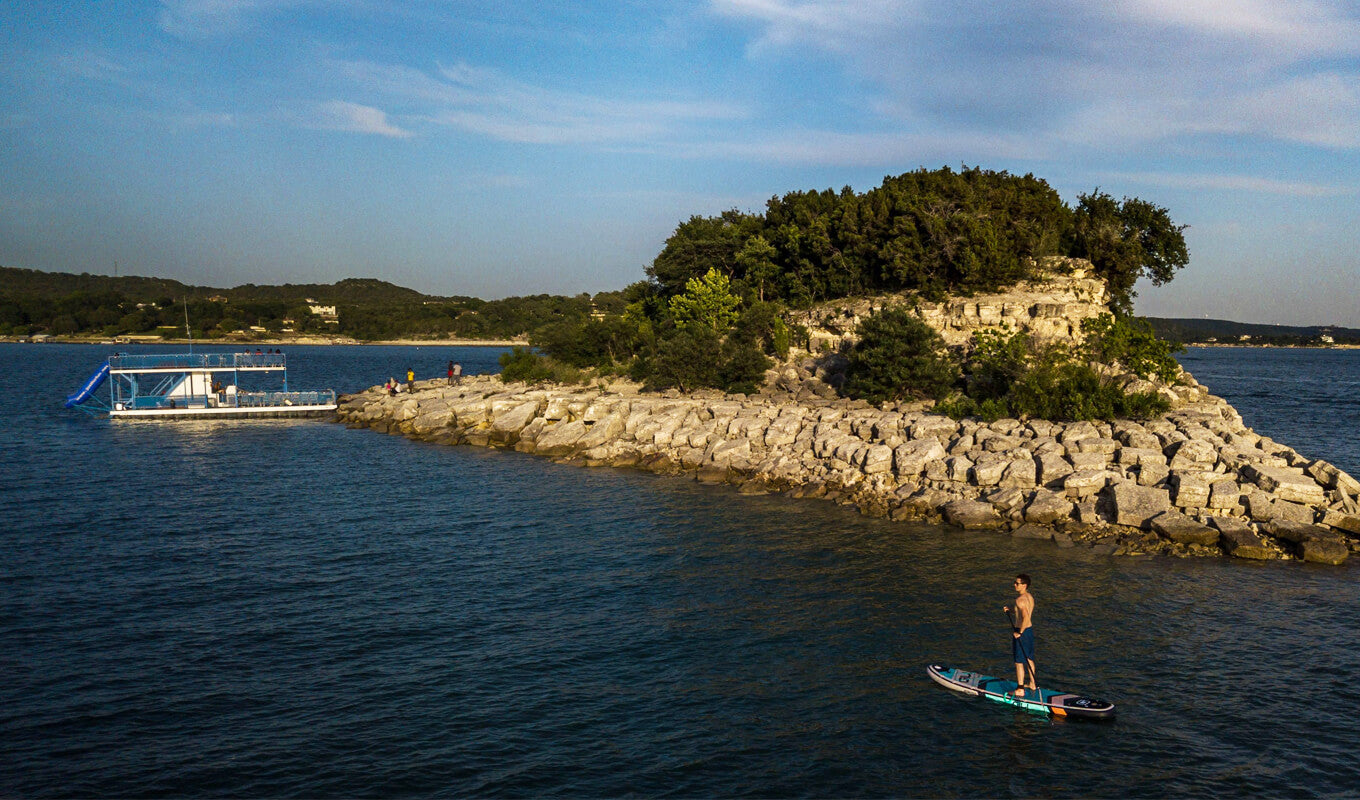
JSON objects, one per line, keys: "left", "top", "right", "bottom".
{"left": 337, "top": 373, "right": 1359, "bottom": 565}
{"left": 789, "top": 258, "right": 1109, "bottom": 352}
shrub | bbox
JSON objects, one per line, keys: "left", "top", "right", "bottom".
{"left": 718, "top": 334, "right": 772, "bottom": 395}
{"left": 498, "top": 347, "right": 586, "bottom": 385}
{"left": 645, "top": 326, "right": 722, "bottom": 392}
{"left": 1007, "top": 362, "right": 1169, "bottom": 421}
{"left": 842, "top": 309, "right": 958, "bottom": 403}
{"left": 1081, "top": 313, "right": 1182, "bottom": 383}
{"left": 963, "top": 327, "right": 1031, "bottom": 401}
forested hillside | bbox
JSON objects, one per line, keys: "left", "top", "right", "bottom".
{"left": 0, "top": 266, "right": 624, "bottom": 341}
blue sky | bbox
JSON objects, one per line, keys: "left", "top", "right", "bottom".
{"left": 2, "top": 1, "right": 1358, "bottom": 324}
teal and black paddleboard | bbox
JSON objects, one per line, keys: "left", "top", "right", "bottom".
{"left": 927, "top": 664, "right": 1115, "bottom": 719}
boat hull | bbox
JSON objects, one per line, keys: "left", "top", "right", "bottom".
{"left": 110, "top": 404, "right": 336, "bottom": 419}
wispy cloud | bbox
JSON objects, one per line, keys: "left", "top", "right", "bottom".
{"left": 1111, "top": 0, "right": 1360, "bottom": 57}
{"left": 335, "top": 58, "right": 745, "bottom": 146}
{"left": 1105, "top": 171, "right": 1354, "bottom": 197}
{"left": 311, "top": 100, "right": 412, "bottom": 138}
{"left": 157, "top": 0, "right": 322, "bottom": 38}
{"left": 707, "top": 0, "right": 1360, "bottom": 153}
{"left": 679, "top": 128, "right": 1042, "bottom": 166}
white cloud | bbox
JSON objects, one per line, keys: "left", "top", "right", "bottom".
{"left": 1111, "top": 0, "right": 1360, "bottom": 57}
{"left": 706, "top": 0, "right": 1360, "bottom": 154}
{"left": 157, "top": 0, "right": 326, "bottom": 38}
{"left": 1193, "top": 73, "right": 1360, "bottom": 149}
{"left": 312, "top": 100, "right": 412, "bottom": 138}
{"left": 710, "top": 0, "right": 914, "bottom": 53}
{"left": 334, "top": 59, "right": 744, "bottom": 146}
{"left": 1105, "top": 171, "right": 1353, "bottom": 197}
{"left": 158, "top": 0, "right": 271, "bottom": 37}
{"left": 680, "top": 128, "right": 1041, "bottom": 165}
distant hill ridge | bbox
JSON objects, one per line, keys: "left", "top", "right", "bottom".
{"left": 1147, "top": 317, "right": 1360, "bottom": 344}
{"left": 0, "top": 266, "right": 440, "bottom": 305}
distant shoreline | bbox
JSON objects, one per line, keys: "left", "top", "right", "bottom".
{"left": 0, "top": 335, "right": 528, "bottom": 347}
{"left": 1182, "top": 343, "right": 1360, "bottom": 350}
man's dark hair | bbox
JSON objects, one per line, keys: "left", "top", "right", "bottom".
{"left": 1016, "top": 573, "right": 1031, "bottom": 587}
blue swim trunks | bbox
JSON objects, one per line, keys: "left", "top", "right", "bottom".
{"left": 1012, "top": 628, "right": 1035, "bottom": 664}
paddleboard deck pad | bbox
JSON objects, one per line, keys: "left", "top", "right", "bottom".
{"left": 927, "top": 664, "right": 1115, "bottom": 719}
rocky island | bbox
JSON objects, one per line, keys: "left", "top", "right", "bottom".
{"left": 335, "top": 264, "right": 1360, "bottom": 566}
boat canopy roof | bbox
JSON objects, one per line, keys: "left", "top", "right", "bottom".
{"left": 109, "top": 352, "right": 285, "bottom": 371}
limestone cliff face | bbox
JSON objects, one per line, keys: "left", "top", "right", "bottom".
{"left": 791, "top": 257, "right": 1109, "bottom": 353}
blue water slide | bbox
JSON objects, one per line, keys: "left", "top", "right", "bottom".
{"left": 65, "top": 361, "right": 110, "bottom": 408}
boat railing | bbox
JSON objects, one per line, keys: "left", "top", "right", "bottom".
{"left": 109, "top": 352, "right": 287, "bottom": 370}
{"left": 117, "top": 389, "right": 336, "bottom": 410}
{"left": 234, "top": 390, "right": 337, "bottom": 408}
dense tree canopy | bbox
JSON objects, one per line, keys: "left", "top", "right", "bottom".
{"left": 645, "top": 167, "right": 1186, "bottom": 311}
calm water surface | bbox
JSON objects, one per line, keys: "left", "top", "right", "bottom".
{"left": 2, "top": 344, "right": 1358, "bottom": 798}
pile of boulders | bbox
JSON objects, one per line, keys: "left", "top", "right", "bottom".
{"left": 336, "top": 373, "right": 1359, "bottom": 565}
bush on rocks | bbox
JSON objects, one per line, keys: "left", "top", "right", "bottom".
{"left": 842, "top": 309, "right": 958, "bottom": 402}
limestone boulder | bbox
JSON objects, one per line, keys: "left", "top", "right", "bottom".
{"left": 862, "top": 444, "right": 894, "bottom": 474}
{"left": 910, "top": 416, "right": 958, "bottom": 442}
{"left": 1111, "top": 482, "right": 1172, "bottom": 529}
{"left": 1209, "top": 479, "right": 1242, "bottom": 510}
{"left": 577, "top": 412, "right": 627, "bottom": 450}
{"left": 1265, "top": 519, "right": 1338, "bottom": 545}
{"left": 1151, "top": 511, "right": 1221, "bottom": 546}
{"left": 1011, "top": 523, "right": 1055, "bottom": 540}
{"left": 892, "top": 438, "right": 946, "bottom": 476}
{"left": 533, "top": 419, "right": 587, "bottom": 456}
{"left": 1063, "top": 469, "right": 1111, "bottom": 498}
{"left": 1024, "top": 490, "right": 1073, "bottom": 525}
{"left": 489, "top": 400, "right": 542, "bottom": 445}
{"left": 1308, "top": 459, "right": 1360, "bottom": 495}
{"left": 1262, "top": 519, "right": 1348, "bottom": 563}
{"left": 1301, "top": 538, "right": 1350, "bottom": 565}
{"left": 945, "top": 455, "right": 974, "bottom": 483}
{"left": 1241, "top": 464, "right": 1327, "bottom": 505}
{"left": 1320, "top": 510, "right": 1360, "bottom": 537}
{"left": 1166, "top": 439, "right": 1218, "bottom": 470}
{"left": 710, "top": 437, "right": 753, "bottom": 470}
{"left": 1171, "top": 472, "right": 1212, "bottom": 509}
{"left": 1036, "top": 453, "right": 1074, "bottom": 486}
{"left": 970, "top": 459, "right": 1008, "bottom": 487}
{"left": 942, "top": 499, "right": 1005, "bottom": 530}
{"left": 1209, "top": 517, "right": 1272, "bottom": 560}
{"left": 998, "top": 457, "right": 1037, "bottom": 489}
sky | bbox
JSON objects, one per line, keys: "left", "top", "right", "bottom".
{"left": 2, "top": 1, "right": 1359, "bottom": 324}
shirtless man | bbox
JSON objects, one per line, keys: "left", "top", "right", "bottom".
{"left": 1003, "top": 574, "right": 1036, "bottom": 697}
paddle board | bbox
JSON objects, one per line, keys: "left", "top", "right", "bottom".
{"left": 927, "top": 664, "right": 1115, "bottom": 719}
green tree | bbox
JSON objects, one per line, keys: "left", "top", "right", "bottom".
{"left": 668, "top": 268, "right": 741, "bottom": 331}
{"left": 735, "top": 235, "right": 779, "bottom": 302}
{"left": 647, "top": 210, "right": 759, "bottom": 296}
{"left": 1069, "top": 192, "right": 1188, "bottom": 313}
{"left": 842, "top": 309, "right": 958, "bottom": 402}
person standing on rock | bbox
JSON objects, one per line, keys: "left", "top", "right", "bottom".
{"left": 406, "top": 367, "right": 414, "bottom": 393}
{"left": 1003, "top": 574, "right": 1037, "bottom": 697}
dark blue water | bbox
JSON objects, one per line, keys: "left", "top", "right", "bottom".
{"left": 3, "top": 344, "right": 1358, "bottom": 798}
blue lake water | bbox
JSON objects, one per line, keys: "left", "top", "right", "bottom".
{"left": 2, "top": 343, "right": 1358, "bottom": 798}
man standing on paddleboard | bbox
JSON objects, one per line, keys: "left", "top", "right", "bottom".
{"left": 1004, "top": 574, "right": 1037, "bottom": 697}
